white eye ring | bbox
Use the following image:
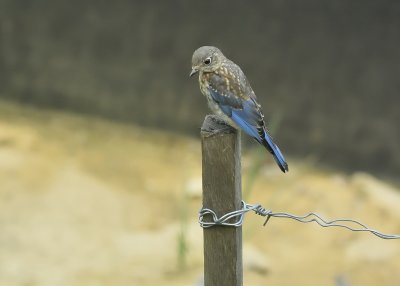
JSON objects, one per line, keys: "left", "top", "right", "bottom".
{"left": 204, "top": 57, "right": 212, "bottom": 65}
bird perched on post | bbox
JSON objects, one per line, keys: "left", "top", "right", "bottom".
{"left": 190, "top": 46, "right": 288, "bottom": 173}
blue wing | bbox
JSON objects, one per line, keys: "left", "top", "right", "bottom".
{"left": 207, "top": 71, "right": 288, "bottom": 172}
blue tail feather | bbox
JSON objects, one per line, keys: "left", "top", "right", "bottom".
{"left": 263, "top": 131, "right": 288, "bottom": 173}
{"left": 231, "top": 111, "right": 288, "bottom": 172}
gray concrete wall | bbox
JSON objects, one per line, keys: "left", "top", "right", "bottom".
{"left": 1, "top": 0, "right": 399, "bottom": 175}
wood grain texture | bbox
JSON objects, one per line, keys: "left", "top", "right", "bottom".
{"left": 201, "top": 115, "right": 243, "bottom": 286}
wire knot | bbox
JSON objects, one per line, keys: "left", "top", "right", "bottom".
{"left": 198, "top": 201, "right": 272, "bottom": 228}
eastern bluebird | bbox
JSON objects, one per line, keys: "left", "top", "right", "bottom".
{"left": 190, "top": 46, "right": 288, "bottom": 173}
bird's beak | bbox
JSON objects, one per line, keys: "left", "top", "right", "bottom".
{"left": 189, "top": 68, "right": 198, "bottom": 77}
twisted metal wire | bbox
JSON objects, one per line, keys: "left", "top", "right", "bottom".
{"left": 198, "top": 201, "right": 400, "bottom": 239}
{"left": 199, "top": 201, "right": 266, "bottom": 228}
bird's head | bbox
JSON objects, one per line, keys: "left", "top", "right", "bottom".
{"left": 190, "top": 46, "right": 225, "bottom": 77}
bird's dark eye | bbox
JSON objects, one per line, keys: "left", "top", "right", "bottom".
{"left": 204, "top": 57, "right": 212, "bottom": 65}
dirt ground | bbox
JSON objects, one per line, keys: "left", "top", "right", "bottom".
{"left": 0, "top": 100, "right": 399, "bottom": 286}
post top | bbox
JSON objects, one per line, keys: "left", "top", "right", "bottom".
{"left": 201, "top": 115, "right": 236, "bottom": 135}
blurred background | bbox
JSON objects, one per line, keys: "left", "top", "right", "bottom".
{"left": 0, "top": 1, "right": 399, "bottom": 285}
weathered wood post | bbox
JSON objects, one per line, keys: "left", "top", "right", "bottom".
{"left": 201, "top": 115, "right": 243, "bottom": 286}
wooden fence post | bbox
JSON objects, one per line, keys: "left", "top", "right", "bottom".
{"left": 201, "top": 115, "right": 243, "bottom": 286}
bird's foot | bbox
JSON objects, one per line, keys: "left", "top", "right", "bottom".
{"left": 202, "top": 115, "right": 234, "bottom": 134}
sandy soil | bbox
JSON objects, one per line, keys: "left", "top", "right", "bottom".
{"left": 0, "top": 101, "right": 399, "bottom": 286}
